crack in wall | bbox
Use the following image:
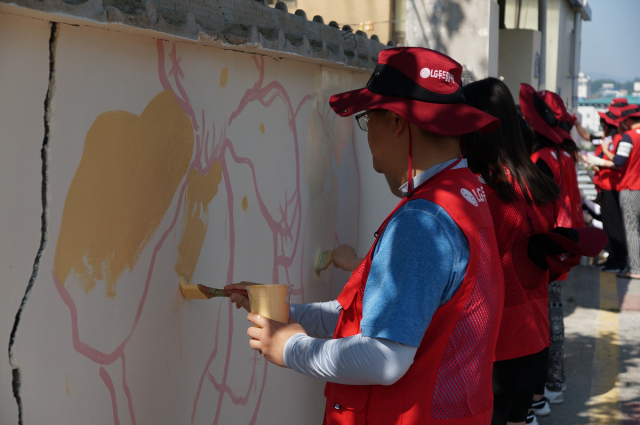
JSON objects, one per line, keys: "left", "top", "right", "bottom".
{"left": 7, "top": 21, "right": 57, "bottom": 425}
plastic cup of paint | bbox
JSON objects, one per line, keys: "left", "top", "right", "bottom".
{"left": 247, "top": 284, "right": 292, "bottom": 324}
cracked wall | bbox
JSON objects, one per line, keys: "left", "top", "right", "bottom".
{"left": 0, "top": 10, "right": 398, "bottom": 425}
{"left": 0, "top": 13, "right": 52, "bottom": 424}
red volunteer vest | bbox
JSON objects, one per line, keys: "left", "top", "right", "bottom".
{"left": 323, "top": 168, "right": 504, "bottom": 425}
{"left": 618, "top": 128, "right": 640, "bottom": 191}
{"left": 531, "top": 147, "right": 584, "bottom": 229}
{"left": 598, "top": 135, "right": 623, "bottom": 191}
{"left": 481, "top": 178, "right": 556, "bottom": 361}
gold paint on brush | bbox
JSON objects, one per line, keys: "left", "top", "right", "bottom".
{"left": 53, "top": 91, "right": 194, "bottom": 297}
{"left": 179, "top": 275, "right": 208, "bottom": 300}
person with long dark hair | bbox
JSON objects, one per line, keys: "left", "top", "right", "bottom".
{"left": 519, "top": 84, "right": 584, "bottom": 413}
{"left": 464, "top": 78, "right": 560, "bottom": 425}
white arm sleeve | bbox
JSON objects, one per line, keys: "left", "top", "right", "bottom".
{"left": 283, "top": 333, "right": 417, "bottom": 386}
{"left": 289, "top": 301, "right": 342, "bottom": 339}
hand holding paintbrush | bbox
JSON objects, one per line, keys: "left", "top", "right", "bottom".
{"left": 179, "top": 274, "right": 251, "bottom": 300}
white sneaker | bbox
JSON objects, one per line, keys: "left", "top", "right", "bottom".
{"left": 526, "top": 412, "right": 539, "bottom": 425}
{"left": 531, "top": 397, "right": 551, "bottom": 416}
{"left": 545, "top": 387, "right": 565, "bottom": 404}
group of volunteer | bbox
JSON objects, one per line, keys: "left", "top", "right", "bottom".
{"left": 580, "top": 98, "right": 640, "bottom": 278}
{"left": 225, "top": 47, "right": 616, "bottom": 425}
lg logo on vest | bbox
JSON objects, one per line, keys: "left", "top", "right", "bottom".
{"left": 461, "top": 187, "right": 486, "bottom": 207}
{"left": 420, "top": 68, "right": 455, "bottom": 84}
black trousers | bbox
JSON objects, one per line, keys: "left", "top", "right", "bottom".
{"left": 601, "top": 189, "right": 628, "bottom": 267}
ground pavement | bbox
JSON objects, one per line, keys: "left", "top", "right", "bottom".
{"left": 539, "top": 266, "right": 640, "bottom": 425}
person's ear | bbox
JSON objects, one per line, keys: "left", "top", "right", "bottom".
{"left": 392, "top": 114, "right": 409, "bottom": 139}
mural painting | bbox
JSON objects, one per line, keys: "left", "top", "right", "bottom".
{"left": 11, "top": 22, "right": 376, "bottom": 425}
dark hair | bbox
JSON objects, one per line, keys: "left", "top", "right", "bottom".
{"left": 531, "top": 132, "right": 580, "bottom": 161}
{"left": 463, "top": 78, "right": 560, "bottom": 205}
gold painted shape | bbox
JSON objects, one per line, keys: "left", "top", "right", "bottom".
{"left": 53, "top": 91, "right": 194, "bottom": 298}
{"left": 174, "top": 162, "right": 223, "bottom": 281}
{"left": 259, "top": 123, "right": 265, "bottom": 134}
{"left": 220, "top": 67, "right": 229, "bottom": 88}
{"left": 241, "top": 196, "right": 249, "bottom": 212}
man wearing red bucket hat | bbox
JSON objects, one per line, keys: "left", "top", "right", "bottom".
{"left": 228, "top": 47, "right": 504, "bottom": 424}
{"left": 583, "top": 105, "right": 640, "bottom": 278}
{"left": 519, "top": 84, "right": 585, "bottom": 410}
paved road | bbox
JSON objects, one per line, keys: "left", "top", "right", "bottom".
{"left": 538, "top": 266, "right": 640, "bottom": 425}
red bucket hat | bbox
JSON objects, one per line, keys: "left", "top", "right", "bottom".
{"left": 616, "top": 105, "right": 640, "bottom": 125}
{"left": 329, "top": 47, "right": 500, "bottom": 135}
{"left": 598, "top": 110, "right": 620, "bottom": 127}
{"left": 598, "top": 99, "right": 631, "bottom": 127}
{"left": 519, "top": 84, "right": 574, "bottom": 144}
{"left": 513, "top": 227, "right": 608, "bottom": 289}
{"left": 608, "top": 98, "right": 630, "bottom": 116}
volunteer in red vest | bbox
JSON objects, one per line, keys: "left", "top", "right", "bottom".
{"left": 519, "top": 84, "right": 584, "bottom": 412}
{"left": 583, "top": 105, "right": 640, "bottom": 278}
{"left": 463, "top": 78, "right": 560, "bottom": 425}
{"left": 580, "top": 100, "right": 631, "bottom": 272}
{"left": 226, "top": 47, "right": 505, "bottom": 424}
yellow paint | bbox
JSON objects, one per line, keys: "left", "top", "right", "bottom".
{"left": 589, "top": 271, "right": 621, "bottom": 424}
{"left": 220, "top": 67, "right": 229, "bottom": 88}
{"left": 53, "top": 91, "right": 194, "bottom": 297}
{"left": 179, "top": 275, "right": 208, "bottom": 300}
{"left": 174, "top": 163, "right": 222, "bottom": 281}
{"left": 259, "top": 123, "right": 265, "bottom": 134}
{"left": 241, "top": 196, "right": 249, "bottom": 212}
{"left": 65, "top": 376, "right": 69, "bottom": 395}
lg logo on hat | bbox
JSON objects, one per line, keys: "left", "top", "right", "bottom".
{"left": 420, "top": 67, "right": 455, "bottom": 84}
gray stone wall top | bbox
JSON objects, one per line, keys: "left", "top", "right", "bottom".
{"left": 1, "top": 0, "right": 391, "bottom": 70}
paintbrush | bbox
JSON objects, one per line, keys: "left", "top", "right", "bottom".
{"left": 314, "top": 250, "right": 333, "bottom": 276}
{"left": 179, "top": 275, "right": 248, "bottom": 300}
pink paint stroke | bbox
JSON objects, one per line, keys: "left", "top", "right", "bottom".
{"left": 99, "top": 367, "right": 121, "bottom": 425}
{"left": 121, "top": 353, "right": 136, "bottom": 425}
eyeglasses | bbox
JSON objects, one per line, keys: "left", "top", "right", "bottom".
{"left": 355, "top": 112, "right": 370, "bottom": 132}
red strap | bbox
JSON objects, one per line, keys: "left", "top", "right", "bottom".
{"left": 408, "top": 125, "right": 414, "bottom": 192}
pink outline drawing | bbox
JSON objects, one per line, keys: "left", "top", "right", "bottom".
{"left": 52, "top": 39, "right": 359, "bottom": 425}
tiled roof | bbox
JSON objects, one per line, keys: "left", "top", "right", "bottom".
{"left": 1, "top": 0, "right": 391, "bottom": 70}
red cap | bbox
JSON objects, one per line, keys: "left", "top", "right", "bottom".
{"left": 519, "top": 84, "right": 575, "bottom": 144}
{"left": 329, "top": 47, "right": 500, "bottom": 135}
{"left": 512, "top": 227, "right": 608, "bottom": 289}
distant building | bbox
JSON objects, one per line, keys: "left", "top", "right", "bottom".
{"left": 600, "top": 83, "right": 621, "bottom": 98}
{"left": 578, "top": 73, "right": 590, "bottom": 98}
{"left": 634, "top": 82, "right": 640, "bottom": 96}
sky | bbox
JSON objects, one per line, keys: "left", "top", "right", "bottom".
{"left": 581, "top": 0, "right": 640, "bottom": 82}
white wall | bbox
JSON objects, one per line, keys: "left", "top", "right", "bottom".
{"left": 0, "top": 12, "right": 52, "bottom": 423}
{"left": 0, "top": 11, "right": 398, "bottom": 425}
{"left": 499, "top": 29, "right": 542, "bottom": 102}
{"left": 406, "top": 0, "right": 499, "bottom": 80}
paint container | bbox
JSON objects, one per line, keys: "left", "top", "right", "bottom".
{"left": 247, "top": 284, "right": 292, "bottom": 324}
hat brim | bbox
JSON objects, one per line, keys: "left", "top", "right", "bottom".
{"left": 519, "top": 84, "right": 563, "bottom": 144}
{"left": 599, "top": 111, "right": 618, "bottom": 127}
{"left": 329, "top": 87, "right": 500, "bottom": 135}
{"left": 512, "top": 227, "right": 608, "bottom": 289}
